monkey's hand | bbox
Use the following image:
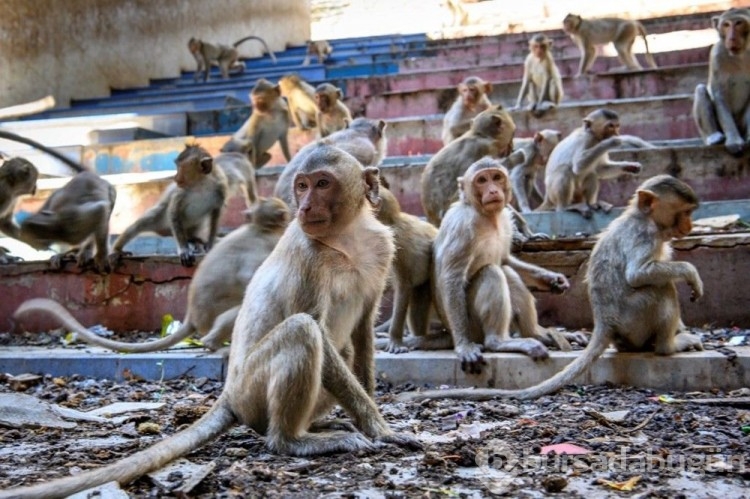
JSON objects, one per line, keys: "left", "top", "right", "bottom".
{"left": 107, "top": 250, "right": 132, "bottom": 270}
{"left": 564, "top": 331, "right": 590, "bottom": 346}
{"left": 674, "top": 332, "right": 704, "bottom": 352}
{"left": 545, "top": 271, "right": 570, "bottom": 294}
{"left": 622, "top": 162, "right": 642, "bottom": 174}
{"left": 725, "top": 135, "right": 746, "bottom": 156}
{"left": 376, "top": 431, "right": 423, "bottom": 451}
{"left": 179, "top": 249, "right": 196, "bottom": 267}
{"left": 385, "top": 340, "right": 410, "bottom": 354}
{"left": 687, "top": 270, "right": 704, "bottom": 302}
{"left": 705, "top": 131, "right": 725, "bottom": 146}
{"left": 455, "top": 342, "right": 485, "bottom": 374}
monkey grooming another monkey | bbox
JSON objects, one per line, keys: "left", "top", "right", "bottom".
{"left": 400, "top": 175, "right": 703, "bottom": 401}
{"left": 110, "top": 144, "right": 228, "bottom": 268}
{"left": 215, "top": 151, "right": 258, "bottom": 208}
{"left": 221, "top": 79, "right": 292, "bottom": 168}
{"left": 508, "top": 129, "right": 563, "bottom": 213}
{"left": 18, "top": 198, "right": 291, "bottom": 353}
{"left": 4, "top": 144, "right": 420, "bottom": 499}
{"left": 516, "top": 34, "right": 564, "bottom": 117}
{"left": 441, "top": 76, "right": 493, "bottom": 146}
{"left": 693, "top": 8, "right": 750, "bottom": 156}
{"left": 302, "top": 40, "right": 333, "bottom": 65}
{"left": 20, "top": 172, "right": 116, "bottom": 274}
{"left": 188, "top": 35, "right": 277, "bottom": 82}
{"left": 279, "top": 74, "right": 319, "bottom": 131}
{"left": 537, "top": 108, "right": 653, "bottom": 218}
{"left": 562, "top": 13, "right": 657, "bottom": 77}
{"left": 315, "top": 82, "right": 352, "bottom": 138}
{"left": 274, "top": 118, "right": 387, "bottom": 206}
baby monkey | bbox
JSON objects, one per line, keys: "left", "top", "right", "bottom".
{"left": 516, "top": 34, "right": 564, "bottom": 117}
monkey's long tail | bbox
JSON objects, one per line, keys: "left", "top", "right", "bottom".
{"left": 0, "top": 129, "right": 86, "bottom": 173}
{"left": 233, "top": 35, "right": 278, "bottom": 64}
{"left": 14, "top": 298, "right": 203, "bottom": 353}
{"left": 0, "top": 401, "right": 236, "bottom": 499}
{"left": 396, "top": 325, "right": 611, "bottom": 402}
{"left": 638, "top": 23, "right": 658, "bottom": 69}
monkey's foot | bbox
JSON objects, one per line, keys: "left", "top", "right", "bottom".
{"left": 705, "top": 132, "right": 725, "bottom": 146}
{"left": 564, "top": 331, "right": 590, "bottom": 346}
{"left": 484, "top": 336, "right": 549, "bottom": 360}
{"left": 673, "top": 332, "right": 704, "bottom": 353}
{"left": 593, "top": 200, "right": 614, "bottom": 213}
{"left": 179, "top": 249, "right": 197, "bottom": 267}
{"left": 49, "top": 250, "right": 79, "bottom": 270}
{"left": 0, "top": 246, "right": 23, "bottom": 264}
{"left": 310, "top": 418, "right": 358, "bottom": 433}
{"left": 272, "top": 431, "right": 376, "bottom": 456}
{"left": 376, "top": 431, "right": 423, "bottom": 451}
{"left": 568, "top": 203, "right": 593, "bottom": 219}
{"left": 455, "top": 342, "right": 485, "bottom": 374}
{"left": 107, "top": 250, "right": 132, "bottom": 269}
{"left": 384, "top": 340, "right": 410, "bottom": 354}
{"left": 725, "top": 139, "right": 747, "bottom": 157}
{"left": 537, "top": 328, "right": 572, "bottom": 351}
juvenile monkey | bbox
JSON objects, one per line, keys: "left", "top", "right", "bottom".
{"left": 274, "top": 118, "right": 387, "bottom": 206}
{"left": 4, "top": 144, "right": 420, "bottom": 499}
{"left": 315, "top": 82, "right": 352, "bottom": 138}
{"left": 302, "top": 40, "right": 333, "bottom": 65}
{"left": 20, "top": 172, "right": 116, "bottom": 273}
{"left": 516, "top": 34, "right": 564, "bottom": 117}
{"left": 537, "top": 108, "right": 653, "bottom": 218}
{"left": 221, "top": 79, "right": 292, "bottom": 168}
{"left": 110, "top": 144, "right": 228, "bottom": 268}
{"left": 693, "top": 8, "right": 750, "bottom": 156}
{"left": 400, "top": 175, "right": 703, "bottom": 401}
{"left": 278, "top": 74, "right": 319, "bottom": 131}
{"left": 562, "top": 13, "right": 657, "bottom": 76}
{"left": 216, "top": 151, "right": 258, "bottom": 208}
{"left": 442, "top": 76, "right": 493, "bottom": 145}
{"left": 19, "top": 198, "right": 291, "bottom": 353}
{"left": 0, "top": 157, "right": 38, "bottom": 241}
{"left": 188, "top": 35, "right": 277, "bottom": 82}
{"left": 509, "top": 129, "right": 563, "bottom": 213}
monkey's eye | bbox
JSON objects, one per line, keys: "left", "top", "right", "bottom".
{"left": 296, "top": 181, "right": 308, "bottom": 191}
{"left": 492, "top": 173, "right": 504, "bottom": 182}
{"left": 475, "top": 175, "right": 488, "bottom": 184}
{"left": 315, "top": 178, "right": 330, "bottom": 188}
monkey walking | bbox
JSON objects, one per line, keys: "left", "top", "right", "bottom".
{"left": 399, "top": 175, "right": 704, "bottom": 402}
{"left": 188, "top": 35, "right": 277, "bottom": 82}
{"left": 5, "top": 144, "right": 421, "bottom": 499}
{"left": 302, "top": 40, "right": 333, "bottom": 66}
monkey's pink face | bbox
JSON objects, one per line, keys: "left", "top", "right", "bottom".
{"left": 294, "top": 171, "right": 342, "bottom": 237}
{"left": 472, "top": 168, "right": 508, "bottom": 214}
{"left": 722, "top": 18, "right": 749, "bottom": 55}
{"left": 315, "top": 94, "right": 330, "bottom": 111}
{"left": 531, "top": 43, "right": 546, "bottom": 59}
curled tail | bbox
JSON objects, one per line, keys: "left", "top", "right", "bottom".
{"left": 0, "top": 129, "right": 86, "bottom": 173}
{"left": 0, "top": 402, "right": 235, "bottom": 499}
{"left": 14, "top": 298, "right": 198, "bottom": 353}
{"left": 233, "top": 35, "right": 278, "bottom": 64}
{"left": 637, "top": 23, "right": 657, "bottom": 69}
{"left": 396, "top": 325, "right": 611, "bottom": 402}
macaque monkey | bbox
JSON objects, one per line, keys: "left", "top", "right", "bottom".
{"left": 188, "top": 35, "right": 277, "bottom": 82}
{"left": 562, "top": 13, "right": 657, "bottom": 76}
{"left": 110, "top": 144, "right": 228, "bottom": 268}
{"left": 3, "top": 144, "right": 420, "bottom": 499}
{"left": 18, "top": 198, "right": 291, "bottom": 353}
{"left": 274, "top": 118, "right": 387, "bottom": 206}
{"left": 537, "top": 108, "right": 653, "bottom": 218}
{"left": 221, "top": 79, "right": 292, "bottom": 168}
{"left": 0, "top": 157, "right": 38, "bottom": 242}
{"left": 693, "top": 8, "right": 750, "bottom": 156}
{"left": 278, "top": 74, "right": 318, "bottom": 131}
{"left": 516, "top": 34, "right": 564, "bottom": 117}
{"left": 216, "top": 152, "right": 258, "bottom": 208}
{"left": 375, "top": 186, "right": 438, "bottom": 353}
{"left": 509, "top": 129, "right": 563, "bottom": 213}
{"left": 400, "top": 175, "right": 703, "bottom": 401}
{"left": 20, "top": 172, "right": 116, "bottom": 273}
{"left": 302, "top": 40, "right": 333, "bottom": 65}
{"left": 315, "top": 82, "right": 352, "bottom": 138}
{"left": 422, "top": 105, "right": 515, "bottom": 226}
{"left": 442, "top": 76, "right": 493, "bottom": 145}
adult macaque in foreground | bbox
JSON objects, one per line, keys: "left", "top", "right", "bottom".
{"left": 516, "top": 34, "right": 564, "bottom": 117}
{"left": 17, "top": 198, "right": 291, "bottom": 353}
{"left": 302, "top": 40, "right": 333, "bottom": 65}
{"left": 216, "top": 151, "right": 258, "bottom": 208}
{"left": 221, "top": 79, "right": 292, "bottom": 168}
{"left": 693, "top": 8, "right": 750, "bottom": 156}
{"left": 422, "top": 105, "right": 515, "bottom": 225}
{"left": 20, "top": 172, "right": 116, "bottom": 273}
{"left": 508, "top": 129, "right": 562, "bottom": 213}
{"left": 562, "top": 13, "right": 657, "bottom": 76}
{"left": 442, "top": 76, "right": 493, "bottom": 145}
{"left": 188, "top": 35, "right": 277, "bottom": 82}
{"left": 0, "top": 157, "right": 38, "bottom": 242}
{"left": 274, "top": 118, "right": 387, "bottom": 206}
{"left": 278, "top": 74, "right": 319, "bottom": 131}
{"left": 110, "top": 144, "right": 228, "bottom": 268}
{"left": 315, "top": 82, "right": 352, "bottom": 138}
{"left": 537, "top": 108, "right": 653, "bottom": 218}
{"left": 3, "top": 145, "right": 420, "bottom": 499}
{"left": 400, "top": 175, "right": 703, "bottom": 401}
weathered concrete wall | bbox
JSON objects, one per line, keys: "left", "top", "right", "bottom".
{"left": 0, "top": 0, "right": 310, "bottom": 108}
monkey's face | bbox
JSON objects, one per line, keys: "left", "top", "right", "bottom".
{"left": 531, "top": 42, "right": 547, "bottom": 59}
{"left": 587, "top": 118, "right": 620, "bottom": 140}
{"left": 315, "top": 92, "right": 330, "bottom": 111}
{"left": 652, "top": 195, "right": 697, "bottom": 239}
{"left": 294, "top": 170, "right": 345, "bottom": 237}
{"left": 470, "top": 168, "right": 509, "bottom": 215}
{"left": 720, "top": 15, "right": 749, "bottom": 55}
{"left": 562, "top": 14, "right": 581, "bottom": 34}
{"left": 174, "top": 156, "right": 212, "bottom": 188}
{"left": 460, "top": 83, "right": 481, "bottom": 107}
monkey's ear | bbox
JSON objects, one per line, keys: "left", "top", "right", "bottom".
{"left": 712, "top": 15, "right": 721, "bottom": 30}
{"left": 636, "top": 189, "right": 658, "bottom": 214}
{"left": 534, "top": 132, "right": 544, "bottom": 143}
{"left": 556, "top": 131, "right": 563, "bottom": 141}
{"left": 200, "top": 157, "right": 213, "bottom": 174}
{"left": 242, "top": 208, "right": 255, "bottom": 223}
{"left": 377, "top": 120, "right": 387, "bottom": 137}
{"left": 363, "top": 167, "right": 381, "bottom": 208}
{"left": 483, "top": 82, "right": 493, "bottom": 94}
{"left": 583, "top": 118, "right": 593, "bottom": 130}
{"left": 336, "top": 88, "right": 343, "bottom": 99}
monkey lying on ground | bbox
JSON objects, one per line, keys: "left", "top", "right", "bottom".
{"left": 536, "top": 108, "right": 653, "bottom": 218}
{"left": 441, "top": 76, "right": 493, "bottom": 145}
{"left": 315, "top": 82, "right": 352, "bottom": 138}
{"left": 399, "top": 175, "right": 703, "bottom": 401}
{"left": 110, "top": 144, "right": 228, "bottom": 268}
{"left": 221, "top": 79, "right": 292, "bottom": 168}
{"left": 18, "top": 198, "right": 291, "bottom": 353}
{"left": 20, "top": 172, "right": 116, "bottom": 273}
{"left": 279, "top": 74, "right": 318, "bottom": 131}
{"left": 188, "top": 35, "right": 277, "bottom": 82}
{"left": 516, "top": 34, "right": 564, "bottom": 117}
{"left": 4, "top": 144, "right": 420, "bottom": 499}
{"left": 302, "top": 40, "right": 333, "bottom": 65}
{"left": 562, "top": 13, "right": 657, "bottom": 76}
{"left": 274, "top": 118, "right": 387, "bottom": 206}
{"left": 216, "top": 151, "right": 258, "bottom": 208}
{"left": 508, "top": 129, "right": 562, "bottom": 213}
{"left": 693, "top": 7, "right": 750, "bottom": 156}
